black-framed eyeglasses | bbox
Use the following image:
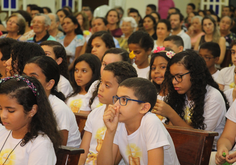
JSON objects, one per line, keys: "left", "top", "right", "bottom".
{"left": 112, "top": 96, "right": 145, "bottom": 106}
{"left": 171, "top": 71, "right": 190, "bottom": 83}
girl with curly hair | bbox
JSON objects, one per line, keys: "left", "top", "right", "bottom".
{"left": 5, "top": 42, "right": 45, "bottom": 77}
{"left": 0, "top": 75, "right": 61, "bottom": 164}
{"left": 153, "top": 50, "right": 228, "bottom": 150}
{"left": 40, "top": 40, "right": 73, "bottom": 97}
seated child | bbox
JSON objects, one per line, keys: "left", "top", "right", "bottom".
{"left": 217, "top": 41, "right": 236, "bottom": 91}
{"left": 97, "top": 77, "right": 180, "bottom": 165}
{"left": 78, "top": 61, "right": 137, "bottom": 165}
{"left": 23, "top": 56, "right": 81, "bottom": 147}
{"left": 65, "top": 54, "right": 101, "bottom": 113}
{"left": 128, "top": 31, "right": 153, "bottom": 79}
{"left": 152, "top": 50, "right": 228, "bottom": 150}
{"left": 215, "top": 100, "right": 236, "bottom": 165}
{"left": 40, "top": 41, "right": 73, "bottom": 97}
{"left": 199, "top": 42, "right": 220, "bottom": 82}
{"left": 224, "top": 66, "right": 236, "bottom": 106}
{"left": 79, "top": 48, "right": 131, "bottom": 113}
{"left": 163, "top": 35, "right": 184, "bottom": 53}
{"left": 0, "top": 75, "right": 61, "bottom": 164}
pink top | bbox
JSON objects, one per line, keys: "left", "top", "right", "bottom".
{"left": 191, "top": 32, "right": 205, "bottom": 48}
{"left": 158, "top": 0, "right": 175, "bottom": 19}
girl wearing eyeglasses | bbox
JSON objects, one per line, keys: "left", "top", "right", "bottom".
{"left": 152, "top": 50, "right": 228, "bottom": 150}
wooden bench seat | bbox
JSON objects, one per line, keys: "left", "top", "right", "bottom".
{"left": 74, "top": 113, "right": 218, "bottom": 165}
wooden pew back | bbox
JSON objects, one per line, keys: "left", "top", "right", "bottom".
{"left": 165, "top": 125, "right": 218, "bottom": 165}
{"left": 74, "top": 113, "right": 88, "bottom": 138}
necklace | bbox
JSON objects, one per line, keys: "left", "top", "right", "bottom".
{"left": 0, "top": 131, "right": 22, "bottom": 165}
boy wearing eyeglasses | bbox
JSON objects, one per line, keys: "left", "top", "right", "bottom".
{"left": 78, "top": 61, "right": 137, "bottom": 165}
{"left": 199, "top": 42, "right": 220, "bottom": 82}
{"left": 97, "top": 77, "right": 179, "bottom": 165}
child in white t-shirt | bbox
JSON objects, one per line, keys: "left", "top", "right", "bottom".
{"left": 224, "top": 66, "right": 236, "bottom": 106}
{"left": 0, "top": 75, "right": 61, "bottom": 164}
{"left": 215, "top": 100, "right": 236, "bottom": 164}
{"left": 152, "top": 50, "right": 228, "bottom": 150}
{"left": 23, "top": 56, "right": 81, "bottom": 147}
{"left": 79, "top": 48, "right": 131, "bottom": 112}
{"left": 65, "top": 53, "right": 101, "bottom": 113}
{"left": 40, "top": 41, "right": 73, "bottom": 97}
{"left": 199, "top": 42, "right": 220, "bottom": 83}
{"left": 97, "top": 77, "right": 179, "bottom": 165}
{"left": 217, "top": 41, "right": 236, "bottom": 91}
{"left": 78, "top": 61, "right": 137, "bottom": 165}
{"left": 149, "top": 48, "right": 175, "bottom": 122}
{"left": 128, "top": 31, "right": 153, "bottom": 79}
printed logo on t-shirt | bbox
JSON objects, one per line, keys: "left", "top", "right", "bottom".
{"left": 184, "top": 106, "right": 192, "bottom": 124}
{"left": 0, "top": 149, "right": 16, "bottom": 165}
{"left": 229, "top": 82, "right": 235, "bottom": 89}
{"left": 86, "top": 126, "right": 107, "bottom": 165}
{"left": 96, "top": 102, "right": 104, "bottom": 108}
{"left": 125, "top": 143, "right": 142, "bottom": 165}
{"left": 70, "top": 99, "right": 83, "bottom": 113}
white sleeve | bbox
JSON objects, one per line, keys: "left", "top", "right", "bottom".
{"left": 28, "top": 136, "right": 56, "bottom": 165}
{"left": 224, "top": 88, "right": 234, "bottom": 106}
{"left": 54, "top": 105, "right": 71, "bottom": 131}
{"left": 226, "top": 100, "right": 236, "bottom": 123}
{"left": 75, "top": 35, "right": 85, "bottom": 47}
{"left": 84, "top": 110, "right": 93, "bottom": 133}
{"left": 143, "top": 114, "right": 170, "bottom": 151}
{"left": 203, "top": 92, "right": 226, "bottom": 131}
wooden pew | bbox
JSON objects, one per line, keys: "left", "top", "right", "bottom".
{"left": 74, "top": 113, "right": 88, "bottom": 138}
{"left": 56, "top": 145, "right": 84, "bottom": 165}
{"left": 74, "top": 113, "right": 218, "bottom": 165}
{"left": 165, "top": 125, "right": 218, "bottom": 165}
{"left": 220, "top": 49, "right": 232, "bottom": 69}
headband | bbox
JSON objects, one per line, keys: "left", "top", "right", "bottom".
{"left": 0, "top": 75, "right": 39, "bottom": 96}
{"left": 153, "top": 46, "right": 175, "bottom": 59}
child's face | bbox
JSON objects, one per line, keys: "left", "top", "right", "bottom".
{"left": 128, "top": 43, "right": 150, "bottom": 68}
{"left": 23, "top": 63, "right": 49, "bottom": 93}
{"left": 151, "top": 56, "right": 168, "bottom": 85}
{"left": 231, "top": 45, "right": 236, "bottom": 66}
{"left": 41, "top": 45, "right": 57, "bottom": 61}
{"left": 91, "top": 37, "right": 109, "bottom": 60}
{"left": 101, "top": 54, "right": 122, "bottom": 75}
{"left": 74, "top": 61, "right": 93, "bottom": 90}
{"left": 0, "top": 94, "right": 32, "bottom": 135}
{"left": 170, "top": 63, "right": 192, "bottom": 98}
{"left": 98, "top": 70, "right": 119, "bottom": 105}
{"left": 199, "top": 49, "right": 217, "bottom": 69}
{"left": 163, "top": 40, "right": 180, "bottom": 53}
{"left": 114, "top": 86, "right": 142, "bottom": 123}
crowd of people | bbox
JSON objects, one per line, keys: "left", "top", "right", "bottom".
{"left": 0, "top": 2, "right": 236, "bottom": 165}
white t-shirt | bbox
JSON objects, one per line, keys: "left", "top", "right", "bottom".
{"left": 49, "top": 94, "right": 81, "bottom": 148}
{"left": 217, "top": 65, "right": 235, "bottom": 91}
{"left": 0, "top": 127, "right": 56, "bottom": 165}
{"left": 84, "top": 105, "right": 107, "bottom": 165}
{"left": 80, "top": 80, "right": 104, "bottom": 111}
{"left": 226, "top": 100, "right": 236, "bottom": 151}
{"left": 224, "top": 88, "right": 234, "bottom": 106}
{"left": 171, "top": 30, "right": 191, "bottom": 50}
{"left": 57, "top": 75, "right": 73, "bottom": 98}
{"left": 114, "top": 112, "right": 180, "bottom": 165}
{"left": 133, "top": 64, "right": 150, "bottom": 79}
{"left": 183, "top": 85, "right": 226, "bottom": 150}
{"left": 212, "top": 70, "right": 220, "bottom": 83}
{"left": 66, "top": 92, "right": 90, "bottom": 113}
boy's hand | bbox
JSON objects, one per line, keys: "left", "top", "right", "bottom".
{"left": 152, "top": 99, "right": 174, "bottom": 118}
{"left": 226, "top": 151, "right": 236, "bottom": 164}
{"left": 103, "top": 105, "right": 119, "bottom": 133}
{"left": 215, "top": 146, "right": 228, "bottom": 164}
